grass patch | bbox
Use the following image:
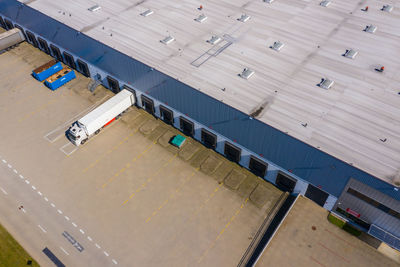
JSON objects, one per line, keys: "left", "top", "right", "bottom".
{"left": 0, "top": 223, "right": 39, "bottom": 267}
{"left": 328, "top": 213, "right": 346, "bottom": 228}
{"left": 343, "top": 224, "right": 362, "bottom": 237}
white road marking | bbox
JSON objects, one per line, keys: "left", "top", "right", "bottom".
{"left": 104, "top": 251, "right": 109, "bottom": 257}
{"left": 38, "top": 191, "right": 42, "bottom": 196}
{"left": 21, "top": 208, "right": 26, "bottom": 213}
{"left": 31, "top": 185, "right": 36, "bottom": 190}
{"left": 87, "top": 236, "right": 92, "bottom": 242}
{"left": 72, "top": 222, "right": 77, "bottom": 227}
{"left": 2, "top": 159, "right": 6, "bottom": 163}
{"left": 79, "top": 229, "right": 85, "bottom": 234}
{"left": 19, "top": 174, "right": 24, "bottom": 179}
{"left": 60, "top": 246, "right": 69, "bottom": 256}
{"left": 13, "top": 169, "right": 18, "bottom": 174}
{"left": 0, "top": 187, "right": 8, "bottom": 195}
{"left": 38, "top": 225, "right": 47, "bottom": 233}
{"left": 7, "top": 164, "right": 12, "bottom": 168}
{"left": 95, "top": 243, "right": 101, "bottom": 249}
{"left": 64, "top": 216, "right": 70, "bottom": 221}
{"left": 50, "top": 203, "right": 55, "bottom": 208}
{"left": 25, "top": 180, "right": 30, "bottom": 184}
{"left": 112, "top": 259, "right": 118, "bottom": 265}
{"left": 57, "top": 209, "right": 63, "bottom": 214}
{"left": 44, "top": 197, "right": 49, "bottom": 202}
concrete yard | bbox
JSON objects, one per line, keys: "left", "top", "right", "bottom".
{"left": 0, "top": 42, "right": 284, "bottom": 266}
{"left": 256, "top": 196, "right": 398, "bottom": 267}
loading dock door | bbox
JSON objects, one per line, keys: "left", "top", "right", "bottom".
{"left": 14, "top": 25, "right": 26, "bottom": 39}
{"left": 26, "top": 31, "right": 38, "bottom": 47}
{"left": 37, "top": 37, "right": 50, "bottom": 54}
{"left": 106, "top": 76, "right": 120, "bottom": 94}
{"left": 4, "top": 19, "right": 14, "bottom": 30}
{"left": 180, "top": 117, "right": 195, "bottom": 136}
{"left": 201, "top": 129, "right": 217, "bottom": 149}
{"left": 249, "top": 156, "right": 268, "bottom": 178}
{"left": 141, "top": 95, "right": 155, "bottom": 115}
{"left": 50, "top": 44, "right": 63, "bottom": 62}
{"left": 0, "top": 17, "right": 5, "bottom": 29}
{"left": 77, "top": 59, "right": 90, "bottom": 77}
{"left": 224, "top": 142, "right": 241, "bottom": 163}
{"left": 63, "top": 51, "right": 76, "bottom": 69}
{"left": 275, "top": 172, "right": 296, "bottom": 192}
{"left": 160, "top": 105, "right": 174, "bottom": 125}
{"left": 122, "top": 85, "right": 137, "bottom": 105}
{"left": 305, "top": 184, "right": 329, "bottom": 207}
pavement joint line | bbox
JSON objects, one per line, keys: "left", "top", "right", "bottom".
{"left": 64, "top": 216, "right": 70, "bottom": 221}
{"left": 50, "top": 203, "right": 56, "bottom": 208}
{"left": 38, "top": 225, "right": 47, "bottom": 233}
{"left": 31, "top": 185, "right": 36, "bottom": 190}
{"left": 57, "top": 209, "right": 63, "bottom": 214}
{"left": 38, "top": 191, "right": 42, "bottom": 196}
{"left": 72, "top": 222, "right": 77, "bottom": 227}
{"left": 25, "top": 180, "right": 30, "bottom": 184}
{"left": 112, "top": 259, "right": 118, "bottom": 265}
{"left": 79, "top": 229, "right": 85, "bottom": 234}
{"left": 0, "top": 187, "right": 8, "bottom": 195}
{"left": 60, "top": 246, "right": 69, "bottom": 256}
{"left": 95, "top": 243, "right": 101, "bottom": 249}
{"left": 104, "top": 251, "right": 109, "bottom": 257}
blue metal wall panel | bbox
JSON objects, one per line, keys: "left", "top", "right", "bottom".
{"left": 1, "top": 0, "right": 399, "bottom": 202}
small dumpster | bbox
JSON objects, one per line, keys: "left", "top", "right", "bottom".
{"left": 44, "top": 68, "right": 76, "bottom": 91}
{"left": 32, "top": 59, "right": 62, "bottom": 82}
{"left": 170, "top": 134, "right": 186, "bottom": 148}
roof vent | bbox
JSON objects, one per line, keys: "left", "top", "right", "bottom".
{"left": 263, "top": 0, "right": 275, "bottom": 3}
{"left": 364, "top": 25, "right": 377, "bottom": 33}
{"left": 320, "top": 1, "right": 331, "bottom": 7}
{"left": 382, "top": 5, "right": 393, "bottom": 12}
{"left": 195, "top": 14, "right": 207, "bottom": 23}
{"left": 343, "top": 49, "right": 358, "bottom": 59}
{"left": 160, "top": 36, "right": 175, "bottom": 45}
{"left": 319, "top": 78, "right": 334, "bottom": 89}
{"left": 237, "top": 14, "right": 251, "bottom": 22}
{"left": 207, "top": 35, "right": 222, "bottom": 45}
{"left": 88, "top": 5, "right": 101, "bottom": 12}
{"left": 141, "top": 9, "right": 154, "bottom": 17}
{"left": 270, "top": 41, "right": 285, "bottom": 52}
{"left": 239, "top": 68, "right": 255, "bottom": 80}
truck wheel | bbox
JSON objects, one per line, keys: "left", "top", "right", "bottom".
{"left": 95, "top": 129, "right": 100, "bottom": 135}
{"left": 81, "top": 139, "right": 87, "bottom": 145}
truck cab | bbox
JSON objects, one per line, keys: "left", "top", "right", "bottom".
{"left": 67, "top": 122, "right": 88, "bottom": 146}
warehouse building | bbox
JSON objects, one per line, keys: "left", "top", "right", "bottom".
{"left": 1, "top": 0, "right": 400, "bottom": 249}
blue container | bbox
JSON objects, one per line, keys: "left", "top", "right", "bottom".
{"left": 44, "top": 69, "right": 76, "bottom": 91}
{"left": 32, "top": 61, "right": 63, "bottom": 82}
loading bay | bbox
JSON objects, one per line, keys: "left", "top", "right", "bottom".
{"left": 0, "top": 41, "right": 285, "bottom": 266}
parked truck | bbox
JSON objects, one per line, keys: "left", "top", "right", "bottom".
{"left": 68, "top": 89, "right": 135, "bottom": 146}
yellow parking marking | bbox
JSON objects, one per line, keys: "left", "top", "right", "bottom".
{"left": 197, "top": 198, "right": 249, "bottom": 264}
{"left": 102, "top": 141, "right": 156, "bottom": 188}
{"left": 18, "top": 97, "right": 60, "bottom": 123}
{"left": 0, "top": 79, "right": 31, "bottom": 98}
{"left": 145, "top": 167, "right": 200, "bottom": 223}
{"left": 122, "top": 153, "right": 177, "bottom": 205}
{"left": 83, "top": 131, "right": 137, "bottom": 173}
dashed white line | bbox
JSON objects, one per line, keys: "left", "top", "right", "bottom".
{"left": 1, "top": 159, "right": 6, "bottom": 163}
{"left": 44, "top": 197, "right": 49, "bottom": 202}
{"left": 95, "top": 243, "right": 101, "bottom": 249}
{"left": 50, "top": 203, "right": 55, "bottom": 208}
{"left": 19, "top": 175, "right": 24, "bottom": 179}
{"left": 72, "top": 222, "right": 77, "bottom": 227}
{"left": 7, "top": 164, "right": 12, "bottom": 168}
{"left": 31, "top": 185, "right": 36, "bottom": 190}
{"left": 64, "top": 216, "right": 70, "bottom": 221}
{"left": 60, "top": 247, "right": 69, "bottom": 256}
{"left": 25, "top": 180, "right": 30, "bottom": 184}
{"left": 57, "top": 209, "right": 63, "bottom": 214}
{"left": 87, "top": 236, "right": 92, "bottom": 242}
{"left": 112, "top": 259, "right": 118, "bottom": 265}
{"left": 79, "top": 229, "right": 85, "bottom": 234}
{"left": 0, "top": 187, "right": 8, "bottom": 195}
{"left": 38, "top": 225, "right": 47, "bottom": 233}
{"left": 104, "top": 251, "right": 109, "bottom": 257}
{"left": 13, "top": 169, "right": 18, "bottom": 174}
{"left": 38, "top": 191, "right": 42, "bottom": 196}
{"left": 21, "top": 208, "right": 26, "bottom": 213}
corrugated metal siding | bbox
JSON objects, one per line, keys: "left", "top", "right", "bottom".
{"left": 1, "top": 0, "right": 399, "bottom": 202}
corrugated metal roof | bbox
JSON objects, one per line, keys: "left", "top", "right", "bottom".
{"left": 1, "top": 0, "right": 399, "bottom": 202}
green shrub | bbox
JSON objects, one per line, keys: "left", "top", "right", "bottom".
{"left": 343, "top": 223, "right": 362, "bottom": 237}
{"left": 328, "top": 213, "right": 346, "bottom": 228}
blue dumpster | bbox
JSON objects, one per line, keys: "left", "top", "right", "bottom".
{"left": 44, "top": 68, "right": 76, "bottom": 91}
{"left": 32, "top": 60, "right": 63, "bottom": 82}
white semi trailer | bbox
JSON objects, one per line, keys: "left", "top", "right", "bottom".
{"left": 68, "top": 89, "right": 135, "bottom": 146}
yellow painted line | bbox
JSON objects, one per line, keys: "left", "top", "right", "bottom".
{"left": 197, "top": 198, "right": 249, "bottom": 264}
{"left": 102, "top": 141, "right": 156, "bottom": 188}
{"left": 83, "top": 129, "right": 139, "bottom": 173}
{"left": 0, "top": 79, "right": 31, "bottom": 98}
{"left": 122, "top": 153, "right": 177, "bottom": 205}
{"left": 18, "top": 97, "right": 59, "bottom": 123}
{"left": 145, "top": 168, "right": 199, "bottom": 223}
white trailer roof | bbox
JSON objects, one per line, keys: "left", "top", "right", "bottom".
{"left": 20, "top": 0, "right": 400, "bottom": 185}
